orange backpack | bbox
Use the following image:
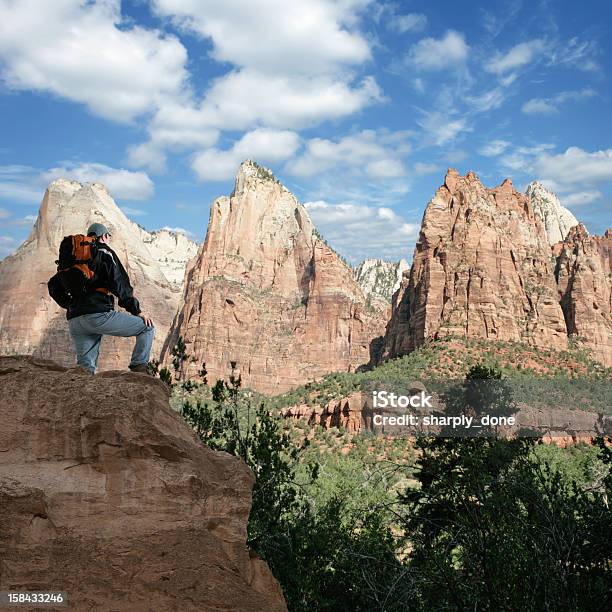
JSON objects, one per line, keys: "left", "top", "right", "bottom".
{"left": 47, "top": 234, "right": 110, "bottom": 308}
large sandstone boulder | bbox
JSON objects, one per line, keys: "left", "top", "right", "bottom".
{"left": 0, "top": 356, "right": 286, "bottom": 611}
{"left": 380, "top": 170, "right": 569, "bottom": 360}
{"left": 554, "top": 225, "right": 612, "bottom": 366}
{"left": 163, "top": 161, "right": 386, "bottom": 394}
{"left": 0, "top": 180, "right": 197, "bottom": 370}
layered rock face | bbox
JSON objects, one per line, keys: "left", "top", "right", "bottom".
{"left": 354, "top": 258, "right": 409, "bottom": 303}
{"left": 0, "top": 356, "right": 286, "bottom": 611}
{"left": 163, "top": 161, "right": 386, "bottom": 394}
{"left": 137, "top": 227, "right": 198, "bottom": 287}
{"left": 554, "top": 225, "right": 612, "bottom": 366}
{"left": 526, "top": 181, "right": 579, "bottom": 245}
{"left": 380, "top": 170, "right": 568, "bottom": 360}
{"left": 0, "top": 180, "right": 197, "bottom": 369}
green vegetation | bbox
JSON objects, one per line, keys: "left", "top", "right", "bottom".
{"left": 267, "top": 336, "right": 612, "bottom": 414}
{"left": 152, "top": 339, "right": 611, "bottom": 611}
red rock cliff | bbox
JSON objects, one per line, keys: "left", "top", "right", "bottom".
{"left": 162, "top": 161, "right": 386, "bottom": 394}
{"left": 380, "top": 169, "right": 568, "bottom": 360}
{"left": 554, "top": 224, "right": 612, "bottom": 366}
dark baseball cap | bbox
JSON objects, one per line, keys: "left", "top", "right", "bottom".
{"left": 86, "top": 223, "right": 112, "bottom": 238}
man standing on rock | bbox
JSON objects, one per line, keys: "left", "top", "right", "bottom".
{"left": 67, "top": 222, "right": 155, "bottom": 374}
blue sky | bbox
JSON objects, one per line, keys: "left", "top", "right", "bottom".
{"left": 0, "top": 0, "right": 611, "bottom": 263}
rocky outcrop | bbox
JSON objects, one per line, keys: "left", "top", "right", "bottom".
{"left": 0, "top": 356, "right": 286, "bottom": 611}
{"left": 380, "top": 170, "right": 568, "bottom": 360}
{"left": 526, "top": 181, "right": 579, "bottom": 245}
{"left": 354, "top": 258, "right": 409, "bottom": 303}
{"left": 0, "top": 180, "right": 197, "bottom": 369}
{"left": 554, "top": 225, "right": 612, "bottom": 366}
{"left": 163, "top": 161, "right": 386, "bottom": 394}
{"left": 281, "top": 389, "right": 610, "bottom": 442}
{"left": 137, "top": 227, "right": 198, "bottom": 288}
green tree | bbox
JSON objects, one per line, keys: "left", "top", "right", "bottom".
{"left": 399, "top": 436, "right": 611, "bottom": 611}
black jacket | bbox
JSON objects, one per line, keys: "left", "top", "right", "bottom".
{"left": 66, "top": 243, "right": 141, "bottom": 320}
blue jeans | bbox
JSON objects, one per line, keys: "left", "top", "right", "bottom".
{"left": 68, "top": 311, "right": 155, "bottom": 374}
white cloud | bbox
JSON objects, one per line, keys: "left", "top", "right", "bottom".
{"left": 485, "top": 39, "right": 546, "bottom": 75}
{"left": 548, "top": 37, "right": 600, "bottom": 73}
{"left": 479, "top": 139, "right": 511, "bottom": 157}
{"left": 0, "top": 207, "right": 10, "bottom": 219}
{"left": 390, "top": 13, "right": 428, "bottom": 34}
{"left": 0, "top": 0, "right": 189, "bottom": 123}
{"left": 414, "top": 162, "right": 438, "bottom": 175}
{"left": 534, "top": 147, "right": 612, "bottom": 189}
{"left": 198, "top": 71, "right": 382, "bottom": 131}
{"left": 522, "top": 98, "right": 557, "bottom": 115}
{"left": 463, "top": 87, "right": 506, "bottom": 112}
{"left": 192, "top": 129, "right": 300, "bottom": 181}
{"left": 152, "top": 0, "right": 372, "bottom": 76}
{"left": 121, "top": 206, "right": 148, "bottom": 217}
{"left": 500, "top": 143, "right": 555, "bottom": 172}
{"left": 286, "top": 130, "right": 409, "bottom": 179}
{"left": 126, "top": 143, "right": 168, "bottom": 175}
{"left": 417, "top": 112, "right": 472, "bottom": 146}
{"left": 159, "top": 225, "right": 196, "bottom": 239}
{"left": 521, "top": 88, "right": 596, "bottom": 115}
{"left": 561, "top": 190, "right": 602, "bottom": 208}
{"left": 0, "top": 165, "right": 45, "bottom": 203}
{"left": 304, "top": 200, "right": 419, "bottom": 262}
{"left": 407, "top": 30, "right": 469, "bottom": 70}
{"left": 42, "top": 163, "right": 154, "bottom": 200}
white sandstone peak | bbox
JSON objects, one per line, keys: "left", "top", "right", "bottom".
{"left": 526, "top": 181, "right": 580, "bottom": 245}
{"left": 355, "top": 258, "right": 409, "bottom": 302}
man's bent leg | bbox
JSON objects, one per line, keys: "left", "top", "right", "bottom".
{"left": 81, "top": 311, "right": 155, "bottom": 368}
{"left": 68, "top": 317, "right": 102, "bottom": 374}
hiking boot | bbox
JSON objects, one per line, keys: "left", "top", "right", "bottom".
{"left": 129, "top": 363, "right": 151, "bottom": 374}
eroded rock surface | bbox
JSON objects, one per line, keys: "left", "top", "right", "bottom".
{"left": 554, "top": 225, "right": 612, "bottom": 366}
{"left": 163, "top": 161, "right": 386, "bottom": 394}
{"left": 0, "top": 356, "right": 286, "bottom": 611}
{"left": 380, "top": 170, "right": 568, "bottom": 360}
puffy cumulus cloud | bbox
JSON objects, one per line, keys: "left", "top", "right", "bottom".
{"left": 521, "top": 88, "right": 596, "bottom": 116}
{"left": 130, "top": 0, "right": 381, "bottom": 169}
{"left": 534, "top": 147, "right": 612, "bottom": 189}
{"left": 485, "top": 39, "right": 546, "bottom": 76}
{"left": 304, "top": 200, "right": 418, "bottom": 262}
{"left": 192, "top": 129, "right": 300, "bottom": 181}
{"left": 286, "top": 130, "right": 409, "bottom": 180}
{"left": 499, "top": 143, "right": 555, "bottom": 173}
{"left": 389, "top": 13, "right": 428, "bottom": 34}
{"left": 152, "top": 0, "right": 372, "bottom": 76}
{"left": 0, "top": 0, "right": 188, "bottom": 123}
{"left": 479, "top": 139, "right": 511, "bottom": 157}
{"left": 42, "top": 163, "right": 154, "bottom": 201}
{"left": 561, "top": 190, "right": 602, "bottom": 208}
{"left": 128, "top": 104, "right": 221, "bottom": 172}
{"left": 406, "top": 31, "right": 469, "bottom": 71}
{"left": 197, "top": 71, "right": 381, "bottom": 131}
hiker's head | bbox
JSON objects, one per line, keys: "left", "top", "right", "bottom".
{"left": 87, "top": 223, "right": 112, "bottom": 243}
